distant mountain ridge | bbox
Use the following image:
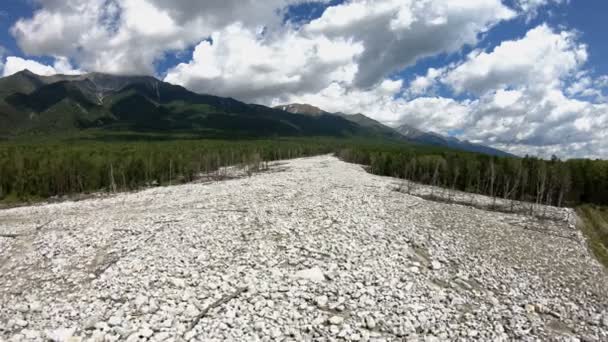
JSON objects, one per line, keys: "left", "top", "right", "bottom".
{"left": 0, "top": 70, "right": 512, "bottom": 157}
{"left": 0, "top": 70, "right": 386, "bottom": 138}
{"left": 276, "top": 103, "right": 514, "bottom": 157}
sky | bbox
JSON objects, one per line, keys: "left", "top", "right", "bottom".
{"left": 0, "top": 0, "right": 607, "bottom": 159}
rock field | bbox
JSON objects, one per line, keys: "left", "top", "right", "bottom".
{"left": 0, "top": 155, "right": 607, "bottom": 341}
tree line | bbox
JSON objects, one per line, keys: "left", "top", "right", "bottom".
{"left": 337, "top": 147, "right": 608, "bottom": 207}
{"left": 1, "top": 138, "right": 606, "bottom": 207}
{"left": 0, "top": 138, "right": 338, "bottom": 203}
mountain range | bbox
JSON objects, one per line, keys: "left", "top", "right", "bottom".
{"left": 0, "top": 70, "right": 512, "bottom": 156}
{"left": 275, "top": 104, "right": 514, "bottom": 157}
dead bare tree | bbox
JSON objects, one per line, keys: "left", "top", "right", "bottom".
{"left": 109, "top": 163, "right": 117, "bottom": 193}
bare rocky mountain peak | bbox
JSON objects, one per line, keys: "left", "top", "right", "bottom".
{"left": 275, "top": 103, "right": 327, "bottom": 116}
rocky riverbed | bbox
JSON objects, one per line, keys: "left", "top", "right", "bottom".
{"left": 1, "top": 155, "right": 607, "bottom": 341}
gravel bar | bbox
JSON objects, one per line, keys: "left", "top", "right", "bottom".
{"left": 1, "top": 155, "right": 607, "bottom": 341}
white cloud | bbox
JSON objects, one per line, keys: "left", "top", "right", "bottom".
{"left": 408, "top": 68, "right": 445, "bottom": 95}
{"left": 277, "top": 80, "right": 469, "bottom": 135}
{"left": 516, "top": 0, "right": 567, "bottom": 19}
{"left": 2, "top": 56, "right": 80, "bottom": 77}
{"left": 405, "top": 24, "right": 608, "bottom": 159}
{"left": 566, "top": 72, "right": 607, "bottom": 101}
{"left": 165, "top": 23, "right": 363, "bottom": 103}
{"left": 11, "top": 0, "right": 315, "bottom": 75}
{"left": 444, "top": 24, "right": 587, "bottom": 95}
{"left": 305, "top": 0, "right": 516, "bottom": 88}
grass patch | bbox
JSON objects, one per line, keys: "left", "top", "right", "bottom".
{"left": 577, "top": 205, "right": 608, "bottom": 268}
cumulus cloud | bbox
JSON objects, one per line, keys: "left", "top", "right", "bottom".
{"left": 444, "top": 24, "right": 587, "bottom": 94}
{"left": 515, "top": 0, "right": 567, "bottom": 19}
{"left": 305, "top": 0, "right": 515, "bottom": 88}
{"left": 11, "top": 0, "right": 317, "bottom": 74}
{"left": 165, "top": 23, "right": 363, "bottom": 103}
{"left": 408, "top": 68, "right": 445, "bottom": 95}
{"left": 409, "top": 24, "right": 608, "bottom": 159}
{"left": 2, "top": 56, "right": 81, "bottom": 77}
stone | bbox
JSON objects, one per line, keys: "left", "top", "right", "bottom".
{"left": 138, "top": 328, "right": 154, "bottom": 338}
{"left": 29, "top": 301, "right": 42, "bottom": 313}
{"left": 184, "top": 304, "right": 200, "bottom": 318}
{"left": 365, "top": 316, "right": 376, "bottom": 329}
{"left": 405, "top": 282, "right": 414, "bottom": 292}
{"left": 153, "top": 332, "right": 171, "bottom": 341}
{"left": 430, "top": 261, "right": 442, "bottom": 270}
{"left": 349, "top": 333, "right": 361, "bottom": 341}
{"left": 294, "top": 267, "right": 325, "bottom": 282}
{"left": 108, "top": 316, "right": 122, "bottom": 327}
{"left": 15, "top": 319, "right": 28, "bottom": 328}
{"left": 254, "top": 321, "right": 265, "bottom": 331}
{"left": 329, "top": 316, "right": 344, "bottom": 325}
{"left": 14, "top": 304, "right": 28, "bottom": 313}
{"left": 171, "top": 278, "right": 186, "bottom": 288}
{"left": 46, "top": 328, "right": 76, "bottom": 341}
{"left": 83, "top": 316, "right": 100, "bottom": 331}
{"left": 134, "top": 295, "right": 148, "bottom": 307}
{"left": 22, "top": 329, "right": 41, "bottom": 340}
{"left": 315, "top": 295, "right": 329, "bottom": 308}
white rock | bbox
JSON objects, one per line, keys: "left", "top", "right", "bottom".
{"left": 294, "top": 267, "right": 325, "bottom": 282}
{"left": 138, "top": 328, "right": 154, "bottom": 338}
{"left": 315, "top": 295, "right": 329, "bottom": 308}
{"left": 46, "top": 327, "right": 76, "bottom": 341}
{"left": 525, "top": 304, "right": 536, "bottom": 314}
{"left": 134, "top": 295, "right": 148, "bottom": 307}
{"left": 15, "top": 304, "right": 29, "bottom": 313}
{"left": 329, "top": 316, "right": 344, "bottom": 325}
{"left": 153, "top": 332, "right": 171, "bottom": 341}
{"left": 430, "top": 261, "right": 442, "bottom": 270}
{"left": 365, "top": 316, "right": 376, "bottom": 329}
{"left": 29, "top": 301, "right": 42, "bottom": 313}
{"left": 22, "top": 329, "right": 41, "bottom": 339}
{"left": 184, "top": 304, "right": 200, "bottom": 317}
{"left": 171, "top": 278, "right": 186, "bottom": 288}
{"left": 108, "top": 316, "right": 122, "bottom": 327}
{"left": 404, "top": 282, "right": 414, "bottom": 292}
{"left": 15, "top": 319, "right": 28, "bottom": 328}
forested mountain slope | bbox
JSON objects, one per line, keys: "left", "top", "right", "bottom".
{"left": 0, "top": 71, "right": 391, "bottom": 139}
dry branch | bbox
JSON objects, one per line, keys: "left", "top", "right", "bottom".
{"left": 0, "top": 220, "right": 53, "bottom": 239}
{"left": 294, "top": 245, "right": 332, "bottom": 258}
{"left": 186, "top": 287, "right": 249, "bottom": 332}
{"left": 0, "top": 233, "right": 20, "bottom": 239}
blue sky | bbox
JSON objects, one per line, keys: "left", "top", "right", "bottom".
{"left": 0, "top": 0, "right": 607, "bottom": 158}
